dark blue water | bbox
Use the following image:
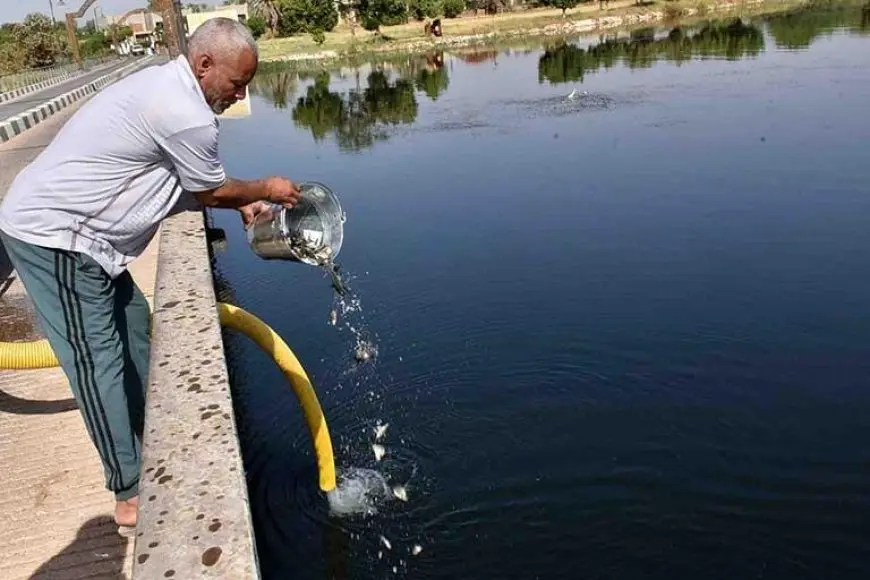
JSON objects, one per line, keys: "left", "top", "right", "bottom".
{"left": 210, "top": 4, "right": 870, "bottom": 579}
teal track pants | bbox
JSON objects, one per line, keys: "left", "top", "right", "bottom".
{"left": 1, "top": 231, "right": 150, "bottom": 501}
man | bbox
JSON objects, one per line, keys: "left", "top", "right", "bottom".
{"left": 0, "top": 18, "right": 298, "bottom": 532}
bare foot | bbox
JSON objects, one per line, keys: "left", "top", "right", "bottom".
{"left": 115, "top": 496, "right": 138, "bottom": 527}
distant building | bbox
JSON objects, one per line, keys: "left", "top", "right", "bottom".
{"left": 104, "top": 9, "right": 163, "bottom": 55}
{"left": 183, "top": 4, "right": 250, "bottom": 34}
{"left": 105, "top": 9, "right": 163, "bottom": 39}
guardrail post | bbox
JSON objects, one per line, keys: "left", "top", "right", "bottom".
{"left": 65, "top": 13, "right": 83, "bottom": 69}
{"left": 154, "top": 0, "right": 188, "bottom": 58}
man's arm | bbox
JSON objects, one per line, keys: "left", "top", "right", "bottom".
{"left": 193, "top": 177, "right": 300, "bottom": 210}
{"left": 160, "top": 125, "right": 300, "bottom": 211}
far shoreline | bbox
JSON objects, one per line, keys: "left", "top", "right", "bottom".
{"left": 255, "top": 0, "right": 814, "bottom": 65}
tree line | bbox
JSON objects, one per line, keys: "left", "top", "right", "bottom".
{"left": 245, "top": 0, "right": 542, "bottom": 40}
{"left": 0, "top": 13, "right": 133, "bottom": 75}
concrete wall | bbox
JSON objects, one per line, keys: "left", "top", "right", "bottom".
{"left": 184, "top": 5, "right": 250, "bottom": 33}
{"left": 132, "top": 198, "right": 261, "bottom": 579}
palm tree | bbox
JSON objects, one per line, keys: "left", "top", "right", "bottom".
{"left": 247, "top": 0, "right": 281, "bottom": 37}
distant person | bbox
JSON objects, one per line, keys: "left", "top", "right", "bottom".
{"left": 424, "top": 18, "right": 443, "bottom": 37}
{"left": 0, "top": 17, "right": 299, "bottom": 534}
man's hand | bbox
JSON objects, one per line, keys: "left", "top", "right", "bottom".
{"left": 264, "top": 177, "right": 301, "bottom": 208}
{"left": 194, "top": 177, "right": 302, "bottom": 211}
{"left": 239, "top": 201, "right": 272, "bottom": 228}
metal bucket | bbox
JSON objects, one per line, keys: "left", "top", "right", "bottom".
{"left": 246, "top": 181, "right": 346, "bottom": 265}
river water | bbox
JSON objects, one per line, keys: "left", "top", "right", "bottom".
{"left": 209, "top": 3, "right": 870, "bottom": 579}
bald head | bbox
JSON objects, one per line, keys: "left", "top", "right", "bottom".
{"left": 186, "top": 17, "right": 259, "bottom": 114}
{"left": 188, "top": 17, "right": 258, "bottom": 60}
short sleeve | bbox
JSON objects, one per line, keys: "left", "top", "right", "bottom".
{"left": 159, "top": 124, "right": 227, "bottom": 192}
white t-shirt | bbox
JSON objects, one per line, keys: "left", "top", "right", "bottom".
{"left": 0, "top": 55, "right": 227, "bottom": 278}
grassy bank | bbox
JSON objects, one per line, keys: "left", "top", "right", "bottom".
{"left": 257, "top": 0, "right": 812, "bottom": 62}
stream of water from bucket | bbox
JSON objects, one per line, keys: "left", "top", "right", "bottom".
{"left": 313, "top": 261, "right": 428, "bottom": 564}
{"left": 323, "top": 260, "right": 378, "bottom": 363}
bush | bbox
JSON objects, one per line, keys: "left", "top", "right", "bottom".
{"left": 79, "top": 34, "right": 110, "bottom": 58}
{"left": 247, "top": 15, "right": 267, "bottom": 38}
{"left": 410, "top": 0, "right": 443, "bottom": 20}
{"left": 0, "top": 40, "right": 26, "bottom": 74}
{"left": 443, "top": 0, "right": 465, "bottom": 17}
{"left": 10, "top": 13, "right": 66, "bottom": 69}
{"left": 277, "top": 0, "right": 339, "bottom": 36}
{"left": 359, "top": 0, "right": 409, "bottom": 31}
{"left": 311, "top": 28, "right": 326, "bottom": 44}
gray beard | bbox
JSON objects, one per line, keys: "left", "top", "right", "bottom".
{"left": 205, "top": 87, "right": 231, "bottom": 114}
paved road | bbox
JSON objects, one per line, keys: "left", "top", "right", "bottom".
{"left": 0, "top": 57, "right": 145, "bottom": 122}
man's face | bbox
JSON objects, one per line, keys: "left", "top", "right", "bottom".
{"left": 193, "top": 48, "right": 258, "bottom": 115}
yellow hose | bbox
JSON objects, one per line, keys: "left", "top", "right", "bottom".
{"left": 0, "top": 302, "right": 337, "bottom": 493}
{"left": 0, "top": 338, "right": 59, "bottom": 369}
{"left": 216, "top": 303, "right": 336, "bottom": 492}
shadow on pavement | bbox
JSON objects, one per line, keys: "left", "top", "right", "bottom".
{"left": 29, "top": 515, "right": 129, "bottom": 580}
{"left": 0, "top": 386, "right": 77, "bottom": 415}
{"left": 0, "top": 239, "right": 12, "bottom": 298}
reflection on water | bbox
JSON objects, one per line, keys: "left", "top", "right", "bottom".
{"left": 213, "top": 2, "right": 870, "bottom": 579}
{"left": 764, "top": 0, "right": 870, "bottom": 47}
{"left": 292, "top": 70, "right": 418, "bottom": 152}
{"left": 248, "top": 68, "right": 299, "bottom": 109}
{"left": 539, "top": 21, "right": 765, "bottom": 85}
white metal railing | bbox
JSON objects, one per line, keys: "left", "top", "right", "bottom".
{"left": 0, "top": 55, "right": 120, "bottom": 93}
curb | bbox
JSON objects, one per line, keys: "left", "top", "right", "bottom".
{"left": 0, "top": 59, "right": 122, "bottom": 105}
{"left": 0, "top": 57, "right": 155, "bottom": 144}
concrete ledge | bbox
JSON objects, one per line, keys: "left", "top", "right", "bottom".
{"left": 133, "top": 197, "right": 260, "bottom": 579}
{"left": 0, "top": 59, "right": 121, "bottom": 105}
{"left": 0, "top": 57, "right": 154, "bottom": 144}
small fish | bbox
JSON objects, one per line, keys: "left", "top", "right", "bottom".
{"left": 411, "top": 545, "right": 423, "bottom": 556}
{"left": 372, "top": 444, "right": 385, "bottom": 461}
{"left": 329, "top": 309, "right": 337, "bottom": 326}
{"left": 380, "top": 535, "right": 392, "bottom": 550}
{"left": 327, "top": 264, "right": 350, "bottom": 296}
{"left": 374, "top": 423, "right": 389, "bottom": 441}
{"left": 392, "top": 485, "right": 408, "bottom": 501}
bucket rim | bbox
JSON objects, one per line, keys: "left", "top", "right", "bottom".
{"left": 299, "top": 180, "right": 346, "bottom": 224}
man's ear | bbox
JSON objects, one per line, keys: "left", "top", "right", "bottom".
{"left": 195, "top": 53, "right": 214, "bottom": 79}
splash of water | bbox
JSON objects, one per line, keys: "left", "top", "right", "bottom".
{"left": 326, "top": 467, "right": 391, "bottom": 517}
